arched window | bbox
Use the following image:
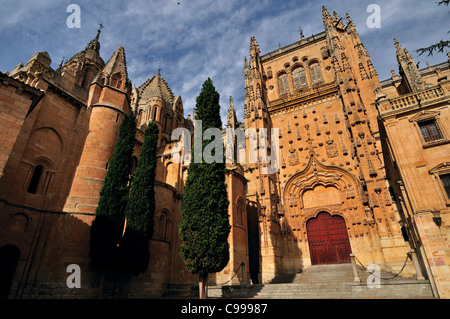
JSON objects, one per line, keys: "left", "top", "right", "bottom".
{"left": 157, "top": 214, "right": 167, "bottom": 240}
{"left": 155, "top": 210, "right": 170, "bottom": 241}
{"left": 137, "top": 110, "right": 143, "bottom": 126}
{"left": 165, "top": 114, "right": 171, "bottom": 132}
{"left": 111, "top": 73, "right": 123, "bottom": 89}
{"left": 292, "top": 67, "right": 307, "bottom": 89}
{"left": 152, "top": 106, "right": 158, "bottom": 121}
{"left": 310, "top": 62, "right": 323, "bottom": 84}
{"left": 27, "top": 165, "right": 43, "bottom": 194}
{"left": 278, "top": 73, "right": 289, "bottom": 94}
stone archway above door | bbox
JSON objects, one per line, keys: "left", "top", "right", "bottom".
{"left": 283, "top": 155, "right": 361, "bottom": 210}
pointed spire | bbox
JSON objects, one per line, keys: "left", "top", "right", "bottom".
{"left": 393, "top": 38, "right": 425, "bottom": 92}
{"left": 333, "top": 11, "right": 340, "bottom": 20}
{"left": 345, "top": 12, "right": 360, "bottom": 39}
{"left": 86, "top": 25, "right": 102, "bottom": 53}
{"left": 64, "top": 27, "right": 104, "bottom": 72}
{"left": 331, "top": 11, "right": 345, "bottom": 29}
{"left": 154, "top": 72, "right": 164, "bottom": 99}
{"left": 322, "top": 6, "right": 334, "bottom": 31}
{"left": 250, "top": 36, "right": 261, "bottom": 60}
{"left": 322, "top": 5, "right": 331, "bottom": 20}
{"left": 227, "top": 96, "right": 238, "bottom": 129}
{"left": 345, "top": 12, "right": 353, "bottom": 25}
{"left": 93, "top": 45, "right": 129, "bottom": 91}
{"left": 56, "top": 57, "right": 65, "bottom": 74}
{"left": 250, "top": 36, "right": 259, "bottom": 51}
{"left": 393, "top": 38, "right": 403, "bottom": 57}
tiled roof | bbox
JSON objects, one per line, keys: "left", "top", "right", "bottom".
{"left": 138, "top": 73, "right": 175, "bottom": 105}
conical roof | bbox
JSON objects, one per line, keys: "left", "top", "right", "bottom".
{"left": 138, "top": 72, "right": 175, "bottom": 105}
{"left": 64, "top": 30, "right": 105, "bottom": 69}
{"left": 92, "top": 45, "right": 128, "bottom": 82}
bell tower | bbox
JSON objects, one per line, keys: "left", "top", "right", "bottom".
{"left": 323, "top": 6, "right": 406, "bottom": 268}
{"left": 244, "top": 36, "right": 283, "bottom": 283}
{"left": 63, "top": 45, "right": 132, "bottom": 214}
{"left": 62, "top": 28, "right": 105, "bottom": 90}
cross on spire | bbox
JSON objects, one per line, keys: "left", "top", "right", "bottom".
{"left": 299, "top": 27, "right": 305, "bottom": 40}
{"left": 95, "top": 22, "right": 104, "bottom": 40}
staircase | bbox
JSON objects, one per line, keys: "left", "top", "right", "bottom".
{"left": 208, "top": 264, "right": 435, "bottom": 299}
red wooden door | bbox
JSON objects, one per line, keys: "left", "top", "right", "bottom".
{"left": 307, "top": 212, "right": 351, "bottom": 265}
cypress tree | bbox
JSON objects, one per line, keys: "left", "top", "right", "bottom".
{"left": 179, "top": 78, "right": 230, "bottom": 299}
{"left": 117, "top": 121, "right": 159, "bottom": 276}
{"left": 89, "top": 111, "right": 136, "bottom": 270}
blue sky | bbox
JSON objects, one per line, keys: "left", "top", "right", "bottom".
{"left": 1, "top": 0, "right": 449, "bottom": 125}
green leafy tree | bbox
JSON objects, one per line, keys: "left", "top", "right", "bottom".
{"left": 117, "top": 121, "right": 159, "bottom": 276}
{"left": 89, "top": 111, "right": 136, "bottom": 270}
{"left": 179, "top": 78, "right": 230, "bottom": 299}
{"left": 417, "top": 1, "right": 449, "bottom": 56}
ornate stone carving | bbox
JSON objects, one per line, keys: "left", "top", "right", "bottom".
{"left": 325, "top": 139, "right": 339, "bottom": 158}
{"left": 288, "top": 146, "right": 299, "bottom": 166}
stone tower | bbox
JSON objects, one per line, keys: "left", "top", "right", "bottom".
{"left": 135, "top": 72, "right": 184, "bottom": 147}
{"left": 63, "top": 45, "right": 132, "bottom": 214}
{"left": 322, "top": 6, "right": 404, "bottom": 265}
{"left": 61, "top": 29, "right": 105, "bottom": 90}
{"left": 243, "top": 36, "right": 283, "bottom": 282}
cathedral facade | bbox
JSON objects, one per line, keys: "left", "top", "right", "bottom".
{"left": 0, "top": 7, "right": 449, "bottom": 298}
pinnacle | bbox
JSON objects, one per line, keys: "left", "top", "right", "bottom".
{"left": 393, "top": 38, "right": 403, "bottom": 54}
{"left": 91, "top": 45, "right": 129, "bottom": 87}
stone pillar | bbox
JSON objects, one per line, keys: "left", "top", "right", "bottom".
{"left": 350, "top": 254, "right": 361, "bottom": 282}
{"left": 409, "top": 249, "right": 425, "bottom": 280}
{"left": 241, "top": 262, "right": 246, "bottom": 286}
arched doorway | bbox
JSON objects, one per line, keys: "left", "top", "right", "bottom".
{"left": 306, "top": 212, "right": 352, "bottom": 265}
{"left": 0, "top": 245, "right": 20, "bottom": 298}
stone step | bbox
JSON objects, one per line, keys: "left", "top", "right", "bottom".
{"left": 207, "top": 263, "right": 435, "bottom": 299}
{"left": 210, "top": 283, "right": 433, "bottom": 299}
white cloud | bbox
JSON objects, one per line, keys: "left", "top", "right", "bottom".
{"left": 1, "top": 0, "right": 448, "bottom": 126}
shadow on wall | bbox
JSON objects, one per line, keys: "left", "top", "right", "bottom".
{"left": 247, "top": 198, "right": 304, "bottom": 286}
{"left": 0, "top": 206, "right": 138, "bottom": 299}
{"left": 269, "top": 211, "right": 303, "bottom": 285}
{"left": 0, "top": 245, "right": 20, "bottom": 298}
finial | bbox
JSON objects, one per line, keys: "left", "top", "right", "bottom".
{"left": 346, "top": 13, "right": 353, "bottom": 24}
{"left": 299, "top": 27, "right": 305, "bottom": 40}
{"left": 96, "top": 22, "right": 104, "bottom": 40}
{"left": 393, "top": 38, "right": 400, "bottom": 46}
{"left": 56, "top": 57, "right": 65, "bottom": 74}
